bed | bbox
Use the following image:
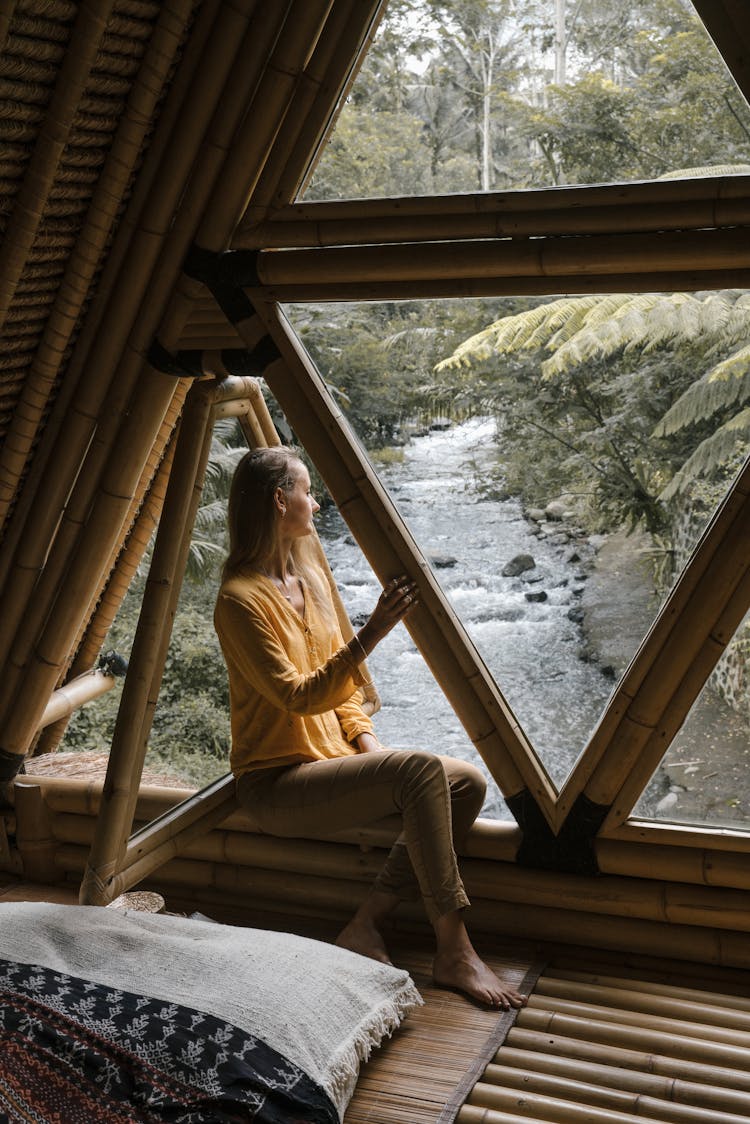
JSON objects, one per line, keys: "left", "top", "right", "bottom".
{"left": 0, "top": 901, "right": 422, "bottom": 1123}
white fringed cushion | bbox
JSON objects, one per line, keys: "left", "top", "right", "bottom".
{"left": 0, "top": 901, "right": 422, "bottom": 1118}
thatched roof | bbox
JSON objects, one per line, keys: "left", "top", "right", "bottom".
{"left": 1, "top": 1, "right": 750, "bottom": 896}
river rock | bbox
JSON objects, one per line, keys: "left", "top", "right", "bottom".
{"left": 429, "top": 552, "right": 457, "bottom": 568}
{"left": 502, "top": 552, "right": 536, "bottom": 577}
{"left": 525, "top": 590, "right": 548, "bottom": 603}
{"left": 526, "top": 507, "right": 546, "bottom": 522}
{"left": 545, "top": 500, "right": 567, "bottom": 521}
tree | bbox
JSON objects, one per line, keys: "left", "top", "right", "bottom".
{"left": 434, "top": 287, "right": 750, "bottom": 529}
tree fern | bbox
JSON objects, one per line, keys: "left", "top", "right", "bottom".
{"left": 661, "top": 407, "right": 750, "bottom": 499}
{"left": 656, "top": 345, "right": 750, "bottom": 436}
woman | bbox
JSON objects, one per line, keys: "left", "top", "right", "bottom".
{"left": 214, "top": 446, "right": 526, "bottom": 1010}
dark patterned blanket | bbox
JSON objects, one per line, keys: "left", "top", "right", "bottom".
{"left": 0, "top": 958, "right": 338, "bottom": 1123}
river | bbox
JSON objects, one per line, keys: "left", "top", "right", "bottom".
{"left": 316, "top": 417, "right": 616, "bottom": 819}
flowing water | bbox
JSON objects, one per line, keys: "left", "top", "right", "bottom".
{"left": 317, "top": 417, "right": 616, "bottom": 819}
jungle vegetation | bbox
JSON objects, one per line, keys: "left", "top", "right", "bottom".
{"left": 63, "top": 0, "right": 750, "bottom": 778}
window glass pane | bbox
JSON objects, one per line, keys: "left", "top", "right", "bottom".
{"left": 304, "top": 0, "right": 750, "bottom": 201}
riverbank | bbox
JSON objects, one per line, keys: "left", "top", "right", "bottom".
{"left": 580, "top": 527, "right": 750, "bottom": 828}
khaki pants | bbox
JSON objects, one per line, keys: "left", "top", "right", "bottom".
{"left": 236, "top": 749, "right": 486, "bottom": 922}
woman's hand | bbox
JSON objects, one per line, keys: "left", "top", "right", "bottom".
{"left": 357, "top": 575, "right": 419, "bottom": 656}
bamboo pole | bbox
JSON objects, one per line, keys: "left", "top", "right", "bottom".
{"left": 242, "top": 227, "right": 750, "bottom": 289}
{"left": 237, "top": 175, "right": 750, "bottom": 245}
{"left": 0, "top": 0, "right": 193, "bottom": 526}
{"left": 79, "top": 379, "right": 216, "bottom": 905}
{"left": 488, "top": 1050, "right": 750, "bottom": 1116}
{"left": 0, "top": 1, "right": 116, "bottom": 335}
{"left": 230, "top": 268, "right": 750, "bottom": 303}
{"left": 57, "top": 845, "right": 750, "bottom": 967}
{"left": 33, "top": 423, "right": 178, "bottom": 758}
{"left": 14, "top": 781, "right": 56, "bottom": 884}
{"left": 36, "top": 669, "right": 116, "bottom": 731}
{"left": 506, "top": 1029, "right": 750, "bottom": 1098}
{"left": 526, "top": 998, "right": 750, "bottom": 1047}
{"left": 516, "top": 1006, "right": 750, "bottom": 1070}
{"left": 239, "top": 190, "right": 750, "bottom": 250}
{"left": 596, "top": 836, "right": 750, "bottom": 890}
{"left": 235, "top": 302, "right": 551, "bottom": 818}
{"left": 467, "top": 1080, "right": 735, "bottom": 1124}
{"left": 195, "top": 0, "right": 338, "bottom": 250}
{"left": 244, "top": 0, "right": 384, "bottom": 219}
{"left": 534, "top": 976, "right": 750, "bottom": 1031}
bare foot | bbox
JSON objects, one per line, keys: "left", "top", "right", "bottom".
{"left": 433, "top": 948, "right": 527, "bottom": 1010}
{"left": 335, "top": 917, "right": 393, "bottom": 965}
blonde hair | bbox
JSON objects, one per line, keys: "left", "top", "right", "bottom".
{"left": 223, "top": 447, "right": 334, "bottom": 625}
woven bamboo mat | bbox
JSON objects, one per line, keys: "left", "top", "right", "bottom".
{"left": 344, "top": 935, "right": 542, "bottom": 1124}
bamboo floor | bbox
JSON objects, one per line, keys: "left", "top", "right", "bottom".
{"left": 4, "top": 877, "right": 750, "bottom": 1123}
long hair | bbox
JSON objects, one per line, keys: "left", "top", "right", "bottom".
{"left": 223, "top": 446, "right": 301, "bottom": 578}
{"left": 222, "top": 448, "right": 335, "bottom": 626}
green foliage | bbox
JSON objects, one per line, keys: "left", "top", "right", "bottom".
{"left": 63, "top": 585, "right": 230, "bottom": 788}
{"left": 436, "top": 284, "right": 750, "bottom": 522}
{"left": 306, "top": 0, "right": 750, "bottom": 199}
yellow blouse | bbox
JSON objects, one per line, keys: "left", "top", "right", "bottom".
{"left": 214, "top": 566, "right": 374, "bottom": 777}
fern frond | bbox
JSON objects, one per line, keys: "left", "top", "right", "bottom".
{"left": 660, "top": 407, "right": 750, "bottom": 499}
{"left": 655, "top": 345, "right": 750, "bottom": 435}
{"left": 433, "top": 297, "right": 598, "bottom": 371}
{"left": 657, "top": 164, "right": 750, "bottom": 179}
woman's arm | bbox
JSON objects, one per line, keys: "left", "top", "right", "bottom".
{"left": 215, "top": 592, "right": 366, "bottom": 716}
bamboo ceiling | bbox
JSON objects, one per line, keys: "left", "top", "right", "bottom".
{"left": 1, "top": 0, "right": 750, "bottom": 895}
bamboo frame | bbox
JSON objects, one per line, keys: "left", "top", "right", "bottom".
{"left": 237, "top": 176, "right": 750, "bottom": 248}
{"left": 195, "top": 0, "right": 339, "bottom": 251}
{"left": 33, "top": 424, "right": 179, "bottom": 758}
{"left": 240, "top": 227, "right": 750, "bottom": 293}
{"left": 236, "top": 300, "right": 553, "bottom": 819}
{"left": 243, "top": 0, "right": 385, "bottom": 222}
{"left": 80, "top": 378, "right": 216, "bottom": 905}
{"left": 78, "top": 370, "right": 382, "bottom": 902}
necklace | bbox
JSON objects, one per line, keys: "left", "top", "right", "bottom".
{"left": 261, "top": 567, "right": 296, "bottom": 601}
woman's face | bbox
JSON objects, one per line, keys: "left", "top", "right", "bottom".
{"left": 281, "top": 462, "right": 320, "bottom": 538}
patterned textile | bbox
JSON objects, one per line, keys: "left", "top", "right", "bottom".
{"left": 0, "top": 958, "right": 338, "bottom": 1124}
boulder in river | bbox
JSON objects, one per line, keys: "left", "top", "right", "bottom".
{"left": 525, "top": 590, "right": 548, "bottom": 603}
{"left": 502, "top": 552, "right": 536, "bottom": 577}
{"left": 429, "top": 552, "right": 458, "bottom": 568}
